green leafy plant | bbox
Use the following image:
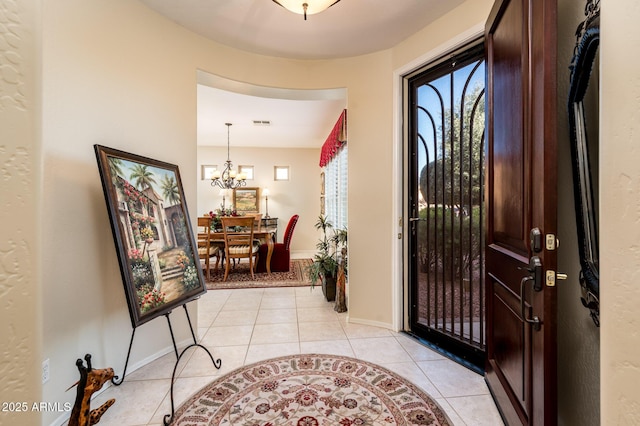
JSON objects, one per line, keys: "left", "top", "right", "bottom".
{"left": 306, "top": 215, "right": 348, "bottom": 288}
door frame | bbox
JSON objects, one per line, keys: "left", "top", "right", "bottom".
{"left": 404, "top": 41, "right": 486, "bottom": 370}
{"left": 392, "top": 25, "right": 486, "bottom": 333}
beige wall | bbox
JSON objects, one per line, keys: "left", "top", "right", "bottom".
{"left": 0, "top": 0, "right": 41, "bottom": 424}
{"left": 11, "top": 0, "right": 639, "bottom": 424}
{"left": 197, "top": 146, "right": 320, "bottom": 257}
{"left": 600, "top": 1, "right": 640, "bottom": 423}
{"left": 40, "top": 2, "right": 203, "bottom": 423}
{"left": 37, "top": 1, "right": 399, "bottom": 422}
{"left": 36, "top": 2, "right": 496, "bottom": 423}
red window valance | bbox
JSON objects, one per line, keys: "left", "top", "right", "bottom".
{"left": 319, "top": 109, "right": 347, "bottom": 167}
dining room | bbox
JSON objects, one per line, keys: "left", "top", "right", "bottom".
{"left": 195, "top": 75, "right": 348, "bottom": 266}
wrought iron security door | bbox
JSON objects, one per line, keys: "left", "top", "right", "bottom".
{"left": 407, "top": 42, "right": 486, "bottom": 369}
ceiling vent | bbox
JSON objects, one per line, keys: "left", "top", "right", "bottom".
{"left": 252, "top": 120, "right": 271, "bottom": 126}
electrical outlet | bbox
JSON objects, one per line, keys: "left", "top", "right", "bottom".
{"left": 42, "top": 359, "right": 50, "bottom": 384}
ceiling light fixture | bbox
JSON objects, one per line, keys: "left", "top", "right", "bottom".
{"left": 272, "top": 0, "right": 341, "bottom": 20}
{"left": 211, "top": 123, "right": 247, "bottom": 190}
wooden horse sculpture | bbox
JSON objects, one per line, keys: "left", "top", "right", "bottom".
{"left": 68, "top": 354, "right": 115, "bottom": 426}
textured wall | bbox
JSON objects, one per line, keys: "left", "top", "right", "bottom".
{"left": 0, "top": 0, "right": 41, "bottom": 424}
{"left": 556, "top": 0, "right": 600, "bottom": 424}
{"left": 600, "top": 1, "right": 640, "bottom": 424}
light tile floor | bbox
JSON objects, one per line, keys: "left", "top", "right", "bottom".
{"left": 93, "top": 286, "right": 504, "bottom": 425}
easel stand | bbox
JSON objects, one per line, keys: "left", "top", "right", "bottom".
{"left": 111, "top": 304, "right": 222, "bottom": 425}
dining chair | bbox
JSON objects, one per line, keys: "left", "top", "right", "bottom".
{"left": 221, "top": 216, "right": 260, "bottom": 281}
{"left": 256, "top": 214, "right": 299, "bottom": 273}
{"left": 197, "top": 216, "right": 221, "bottom": 280}
{"left": 249, "top": 213, "right": 263, "bottom": 228}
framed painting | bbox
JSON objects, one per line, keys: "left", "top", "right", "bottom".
{"left": 95, "top": 145, "right": 206, "bottom": 328}
{"left": 233, "top": 187, "right": 260, "bottom": 213}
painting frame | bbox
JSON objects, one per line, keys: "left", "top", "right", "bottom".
{"left": 233, "top": 187, "right": 260, "bottom": 214}
{"left": 95, "top": 145, "right": 206, "bottom": 328}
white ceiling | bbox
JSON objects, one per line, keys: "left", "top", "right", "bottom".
{"left": 139, "top": 0, "right": 466, "bottom": 148}
{"left": 197, "top": 80, "right": 347, "bottom": 149}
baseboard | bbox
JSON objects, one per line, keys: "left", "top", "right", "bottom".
{"left": 346, "top": 316, "right": 395, "bottom": 331}
{"left": 291, "top": 250, "right": 314, "bottom": 259}
{"left": 48, "top": 338, "right": 192, "bottom": 426}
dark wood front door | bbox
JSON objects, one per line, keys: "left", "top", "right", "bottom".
{"left": 484, "top": 0, "right": 557, "bottom": 425}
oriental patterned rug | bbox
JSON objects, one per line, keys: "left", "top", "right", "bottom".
{"left": 172, "top": 354, "right": 451, "bottom": 425}
{"left": 206, "top": 258, "right": 312, "bottom": 290}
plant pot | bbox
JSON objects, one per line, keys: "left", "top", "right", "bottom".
{"left": 322, "top": 274, "right": 336, "bottom": 302}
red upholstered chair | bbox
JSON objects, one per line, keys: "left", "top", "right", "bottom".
{"left": 256, "top": 215, "right": 299, "bottom": 273}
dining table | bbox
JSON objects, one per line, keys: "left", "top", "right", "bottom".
{"left": 199, "top": 225, "right": 278, "bottom": 274}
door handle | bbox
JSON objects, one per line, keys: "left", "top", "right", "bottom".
{"left": 526, "top": 255, "right": 543, "bottom": 292}
{"left": 408, "top": 217, "right": 425, "bottom": 222}
{"left": 520, "top": 256, "right": 542, "bottom": 331}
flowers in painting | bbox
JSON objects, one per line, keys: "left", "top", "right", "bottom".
{"left": 131, "top": 212, "right": 155, "bottom": 228}
{"left": 176, "top": 251, "right": 190, "bottom": 270}
{"left": 122, "top": 180, "right": 148, "bottom": 205}
{"left": 140, "top": 226, "right": 154, "bottom": 242}
{"left": 128, "top": 248, "right": 144, "bottom": 262}
{"left": 182, "top": 265, "right": 199, "bottom": 290}
{"left": 137, "top": 285, "right": 166, "bottom": 314}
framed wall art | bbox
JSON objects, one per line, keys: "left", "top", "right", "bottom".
{"left": 95, "top": 145, "right": 206, "bottom": 327}
{"left": 233, "top": 187, "right": 260, "bottom": 213}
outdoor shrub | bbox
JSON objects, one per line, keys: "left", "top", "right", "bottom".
{"left": 417, "top": 205, "right": 482, "bottom": 280}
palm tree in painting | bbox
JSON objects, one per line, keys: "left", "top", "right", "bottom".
{"left": 129, "top": 164, "right": 157, "bottom": 191}
{"left": 108, "top": 158, "right": 125, "bottom": 183}
{"left": 161, "top": 174, "right": 181, "bottom": 206}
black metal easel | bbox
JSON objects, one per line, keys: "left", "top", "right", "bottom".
{"left": 111, "top": 303, "right": 221, "bottom": 424}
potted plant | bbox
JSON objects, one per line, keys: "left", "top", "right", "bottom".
{"left": 307, "top": 215, "right": 339, "bottom": 301}
{"left": 332, "top": 228, "right": 348, "bottom": 312}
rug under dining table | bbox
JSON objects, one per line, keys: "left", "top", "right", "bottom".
{"left": 205, "top": 258, "right": 312, "bottom": 290}
{"left": 171, "top": 353, "right": 451, "bottom": 425}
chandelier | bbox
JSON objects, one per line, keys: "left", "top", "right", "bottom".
{"left": 272, "top": 0, "right": 341, "bottom": 20}
{"left": 210, "top": 123, "right": 247, "bottom": 190}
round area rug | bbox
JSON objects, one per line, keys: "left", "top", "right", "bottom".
{"left": 172, "top": 353, "right": 451, "bottom": 425}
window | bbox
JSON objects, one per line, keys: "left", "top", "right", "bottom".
{"left": 238, "top": 165, "right": 254, "bottom": 180}
{"left": 201, "top": 165, "right": 217, "bottom": 180}
{"left": 324, "top": 145, "right": 348, "bottom": 230}
{"left": 274, "top": 166, "right": 289, "bottom": 181}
